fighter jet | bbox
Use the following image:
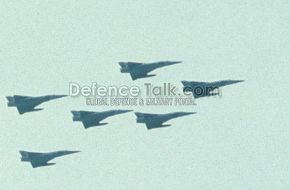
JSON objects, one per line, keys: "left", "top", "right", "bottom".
{"left": 71, "top": 109, "right": 133, "bottom": 129}
{"left": 6, "top": 94, "right": 67, "bottom": 114}
{"left": 119, "top": 61, "right": 182, "bottom": 80}
{"left": 135, "top": 112, "right": 195, "bottom": 129}
{"left": 181, "top": 80, "right": 244, "bottom": 99}
{"left": 19, "top": 150, "right": 80, "bottom": 168}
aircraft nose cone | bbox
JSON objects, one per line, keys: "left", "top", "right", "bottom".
{"left": 48, "top": 95, "right": 68, "bottom": 100}
{"left": 66, "top": 150, "right": 80, "bottom": 154}
{"left": 183, "top": 112, "right": 196, "bottom": 116}
{"left": 169, "top": 61, "right": 182, "bottom": 64}
{"left": 174, "top": 112, "right": 196, "bottom": 117}
{"left": 55, "top": 95, "right": 68, "bottom": 98}
{"left": 229, "top": 80, "right": 244, "bottom": 84}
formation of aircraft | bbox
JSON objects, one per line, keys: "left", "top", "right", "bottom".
{"left": 6, "top": 61, "right": 244, "bottom": 168}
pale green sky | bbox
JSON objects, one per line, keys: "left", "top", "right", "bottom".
{"left": 0, "top": 0, "right": 290, "bottom": 189}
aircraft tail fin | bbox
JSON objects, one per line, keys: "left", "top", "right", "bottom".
{"left": 118, "top": 62, "right": 127, "bottom": 68}
{"left": 135, "top": 112, "right": 154, "bottom": 118}
{"left": 13, "top": 95, "right": 30, "bottom": 101}
{"left": 19, "top": 151, "right": 29, "bottom": 158}
{"left": 181, "top": 81, "right": 205, "bottom": 87}
{"left": 6, "top": 96, "right": 14, "bottom": 101}
{"left": 119, "top": 62, "right": 142, "bottom": 67}
{"left": 19, "top": 151, "right": 42, "bottom": 158}
{"left": 134, "top": 112, "right": 143, "bottom": 118}
{"left": 6, "top": 96, "right": 15, "bottom": 107}
{"left": 135, "top": 112, "right": 158, "bottom": 118}
{"left": 71, "top": 111, "right": 81, "bottom": 121}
